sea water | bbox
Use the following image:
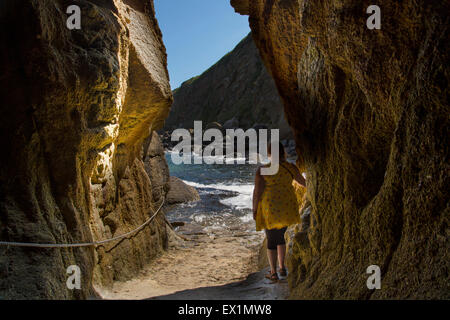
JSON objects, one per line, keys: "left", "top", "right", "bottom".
{"left": 165, "top": 151, "right": 260, "bottom": 234}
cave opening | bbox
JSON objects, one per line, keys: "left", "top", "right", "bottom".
{"left": 1, "top": 0, "right": 447, "bottom": 302}
{"left": 98, "top": 0, "right": 296, "bottom": 299}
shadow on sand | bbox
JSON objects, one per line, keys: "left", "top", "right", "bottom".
{"left": 148, "top": 267, "right": 289, "bottom": 300}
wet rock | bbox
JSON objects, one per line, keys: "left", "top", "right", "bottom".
{"left": 170, "top": 222, "right": 185, "bottom": 228}
{"left": 252, "top": 123, "right": 269, "bottom": 131}
{"left": 205, "top": 122, "right": 223, "bottom": 131}
{"left": 223, "top": 117, "right": 239, "bottom": 129}
{"left": 166, "top": 177, "right": 200, "bottom": 205}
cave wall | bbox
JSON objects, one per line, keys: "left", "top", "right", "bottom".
{"left": 0, "top": 0, "right": 172, "bottom": 299}
{"left": 231, "top": 0, "right": 449, "bottom": 299}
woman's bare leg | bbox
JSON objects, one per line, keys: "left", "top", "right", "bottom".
{"left": 267, "top": 249, "right": 278, "bottom": 274}
{"left": 277, "top": 244, "right": 286, "bottom": 270}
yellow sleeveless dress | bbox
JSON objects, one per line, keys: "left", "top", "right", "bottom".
{"left": 255, "top": 162, "right": 305, "bottom": 231}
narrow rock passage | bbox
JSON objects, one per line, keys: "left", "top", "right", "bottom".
{"left": 98, "top": 228, "right": 288, "bottom": 300}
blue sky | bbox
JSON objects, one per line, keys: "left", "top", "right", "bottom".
{"left": 154, "top": 0, "right": 251, "bottom": 90}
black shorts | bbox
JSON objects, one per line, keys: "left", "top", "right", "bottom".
{"left": 265, "top": 227, "right": 287, "bottom": 250}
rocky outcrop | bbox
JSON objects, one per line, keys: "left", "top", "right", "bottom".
{"left": 166, "top": 177, "right": 200, "bottom": 205}
{"left": 164, "top": 33, "right": 292, "bottom": 139}
{"left": 232, "top": 0, "right": 449, "bottom": 299}
{"left": 0, "top": 0, "right": 172, "bottom": 299}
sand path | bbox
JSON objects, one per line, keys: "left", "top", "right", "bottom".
{"left": 98, "top": 227, "right": 288, "bottom": 300}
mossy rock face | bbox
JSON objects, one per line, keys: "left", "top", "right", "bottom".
{"left": 232, "top": 0, "right": 449, "bottom": 299}
{"left": 0, "top": 0, "right": 172, "bottom": 299}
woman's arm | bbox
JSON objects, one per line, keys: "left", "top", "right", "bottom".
{"left": 290, "top": 163, "right": 306, "bottom": 187}
{"left": 252, "top": 167, "right": 266, "bottom": 220}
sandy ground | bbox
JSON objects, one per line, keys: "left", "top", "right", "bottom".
{"left": 98, "top": 225, "right": 288, "bottom": 300}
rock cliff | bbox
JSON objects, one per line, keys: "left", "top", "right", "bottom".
{"left": 231, "top": 0, "right": 449, "bottom": 299}
{"left": 0, "top": 0, "right": 172, "bottom": 299}
{"left": 164, "top": 33, "right": 292, "bottom": 139}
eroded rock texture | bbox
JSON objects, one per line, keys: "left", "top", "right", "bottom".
{"left": 232, "top": 0, "right": 449, "bottom": 299}
{"left": 0, "top": 0, "right": 172, "bottom": 299}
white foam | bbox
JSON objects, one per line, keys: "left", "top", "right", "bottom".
{"left": 182, "top": 180, "right": 254, "bottom": 210}
{"left": 182, "top": 180, "right": 253, "bottom": 194}
{"left": 239, "top": 213, "right": 254, "bottom": 223}
{"left": 220, "top": 193, "right": 252, "bottom": 210}
{"left": 190, "top": 213, "right": 207, "bottom": 223}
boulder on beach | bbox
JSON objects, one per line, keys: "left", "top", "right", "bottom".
{"left": 205, "top": 122, "right": 223, "bottom": 131}
{"left": 284, "top": 139, "right": 297, "bottom": 158}
{"left": 252, "top": 123, "right": 269, "bottom": 131}
{"left": 223, "top": 117, "right": 239, "bottom": 129}
{"left": 166, "top": 176, "right": 200, "bottom": 204}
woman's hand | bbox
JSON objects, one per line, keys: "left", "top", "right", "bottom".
{"left": 292, "top": 179, "right": 304, "bottom": 188}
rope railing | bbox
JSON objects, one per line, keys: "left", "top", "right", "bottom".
{"left": 0, "top": 195, "right": 166, "bottom": 248}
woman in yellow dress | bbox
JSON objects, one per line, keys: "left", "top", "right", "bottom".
{"left": 252, "top": 142, "right": 306, "bottom": 281}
